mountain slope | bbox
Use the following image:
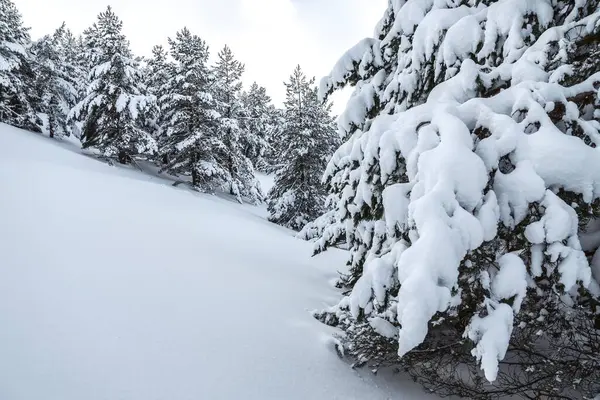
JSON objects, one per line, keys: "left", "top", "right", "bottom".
{"left": 0, "top": 125, "right": 434, "bottom": 400}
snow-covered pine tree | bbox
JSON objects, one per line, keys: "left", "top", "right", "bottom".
{"left": 69, "top": 33, "right": 91, "bottom": 96}
{"left": 264, "top": 106, "right": 286, "bottom": 171}
{"left": 304, "top": 1, "right": 600, "bottom": 398}
{"left": 0, "top": 0, "right": 40, "bottom": 131}
{"left": 144, "top": 45, "right": 170, "bottom": 96}
{"left": 157, "top": 28, "right": 225, "bottom": 189}
{"left": 63, "top": 30, "right": 87, "bottom": 98}
{"left": 211, "top": 45, "right": 261, "bottom": 202}
{"left": 51, "top": 25, "right": 88, "bottom": 104}
{"left": 31, "top": 23, "right": 79, "bottom": 138}
{"left": 240, "top": 82, "right": 275, "bottom": 171}
{"left": 60, "top": 32, "right": 89, "bottom": 139}
{"left": 142, "top": 45, "right": 171, "bottom": 137}
{"left": 68, "top": 6, "right": 157, "bottom": 164}
{"left": 267, "top": 65, "right": 337, "bottom": 231}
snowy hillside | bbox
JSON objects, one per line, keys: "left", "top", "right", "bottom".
{"left": 0, "top": 125, "right": 435, "bottom": 400}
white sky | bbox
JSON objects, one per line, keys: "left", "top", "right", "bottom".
{"left": 14, "top": 0, "right": 386, "bottom": 113}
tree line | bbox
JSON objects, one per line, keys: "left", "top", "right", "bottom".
{"left": 0, "top": 0, "right": 337, "bottom": 224}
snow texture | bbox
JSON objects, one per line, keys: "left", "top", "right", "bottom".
{"left": 0, "top": 124, "right": 438, "bottom": 400}
{"left": 466, "top": 303, "right": 514, "bottom": 382}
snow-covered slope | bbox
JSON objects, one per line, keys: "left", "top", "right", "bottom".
{"left": 0, "top": 124, "right": 434, "bottom": 400}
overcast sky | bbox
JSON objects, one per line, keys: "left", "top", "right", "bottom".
{"left": 13, "top": 0, "right": 386, "bottom": 112}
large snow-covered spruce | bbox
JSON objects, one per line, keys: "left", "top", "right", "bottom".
{"left": 68, "top": 7, "right": 157, "bottom": 164}
{"left": 268, "top": 66, "right": 337, "bottom": 231}
{"left": 0, "top": 0, "right": 40, "bottom": 131}
{"left": 306, "top": 0, "right": 600, "bottom": 398}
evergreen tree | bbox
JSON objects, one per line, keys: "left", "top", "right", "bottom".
{"left": 212, "top": 45, "right": 261, "bottom": 202}
{"left": 68, "top": 7, "right": 157, "bottom": 164}
{"left": 61, "top": 32, "right": 89, "bottom": 139}
{"left": 240, "top": 82, "right": 275, "bottom": 171}
{"left": 0, "top": 0, "right": 40, "bottom": 131}
{"left": 264, "top": 106, "right": 286, "bottom": 171}
{"left": 31, "top": 23, "right": 79, "bottom": 138}
{"left": 144, "top": 45, "right": 170, "bottom": 96}
{"left": 143, "top": 44, "right": 171, "bottom": 137}
{"left": 267, "top": 65, "right": 337, "bottom": 231}
{"left": 305, "top": 1, "right": 600, "bottom": 398}
{"left": 53, "top": 25, "right": 87, "bottom": 104}
{"left": 158, "top": 28, "right": 224, "bottom": 189}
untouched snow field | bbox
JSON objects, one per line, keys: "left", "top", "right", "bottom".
{"left": 0, "top": 125, "right": 435, "bottom": 400}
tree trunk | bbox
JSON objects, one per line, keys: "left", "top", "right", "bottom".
{"left": 191, "top": 151, "right": 200, "bottom": 187}
{"left": 192, "top": 168, "right": 200, "bottom": 187}
{"left": 118, "top": 149, "right": 131, "bottom": 165}
{"left": 48, "top": 114, "right": 55, "bottom": 139}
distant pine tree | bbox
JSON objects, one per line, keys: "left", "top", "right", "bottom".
{"left": 264, "top": 107, "right": 286, "bottom": 171}
{"left": 31, "top": 23, "right": 79, "bottom": 138}
{"left": 0, "top": 0, "right": 40, "bottom": 131}
{"left": 141, "top": 44, "right": 171, "bottom": 138}
{"left": 240, "top": 82, "right": 276, "bottom": 171}
{"left": 68, "top": 7, "right": 157, "bottom": 164}
{"left": 144, "top": 45, "right": 170, "bottom": 96}
{"left": 70, "top": 34, "right": 89, "bottom": 100}
{"left": 212, "top": 45, "right": 261, "bottom": 202}
{"left": 157, "top": 28, "right": 224, "bottom": 189}
{"left": 267, "top": 65, "right": 337, "bottom": 230}
{"left": 58, "top": 32, "right": 88, "bottom": 139}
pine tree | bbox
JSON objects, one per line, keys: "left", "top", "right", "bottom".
{"left": 31, "top": 23, "right": 79, "bottom": 138}
{"left": 60, "top": 32, "right": 89, "bottom": 139}
{"left": 267, "top": 65, "right": 337, "bottom": 231}
{"left": 67, "top": 33, "right": 89, "bottom": 103}
{"left": 52, "top": 25, "right": 87, "bottom": 103}
{"left": 306, "top": 1, "right": 600, "bottom": 398}
{"left": 240, "top": 82, "right": 275, "bottom": 171}
{"left": 68, "top": 7, "right": 157, "bottom": 164}
{"left": 264, "top": 106, "right": 286, "bottom": 171}
{"left": 0, "top": 0, "right": 40, "bottom": 131}
{"left": 70, "top": 34, "right": 90, "bottom": 97}
{"left": 142, "top": 44, "right": 171, "bottom": 137}
{"left": 158, "top": 28, "right": 224, "bottom": 189}
{"left": 144, "top": 45, "right": 170, "bottom": 96}
{"left": 212, "top": 45, "right": 261, "bottom": 202}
